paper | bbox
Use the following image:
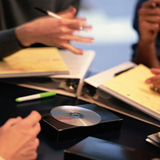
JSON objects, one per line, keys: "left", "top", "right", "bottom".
{"left": 0, "top": 47, "right": 69, "bottom": 77}
{"left": 102, "top": 64, "right": 160, "bottom": 115}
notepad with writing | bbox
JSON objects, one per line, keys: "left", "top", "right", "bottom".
{"left": 0, "top": 47, "right": 69, "bottom": 78}
{"left": 98, "top": 64, "right": 160, "bottom": 121}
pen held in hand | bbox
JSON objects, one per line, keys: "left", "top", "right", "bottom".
{"left": 35, "top": 7, "right": 61, "bottom": 19}
{"left": 35, "top": 7, "right": 85, "bottom": 30}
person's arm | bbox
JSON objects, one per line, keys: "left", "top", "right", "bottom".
{"left": 15, "top": 7, "right": 93, "bottom": 55}
{"left": 0, "top": 6, "right": 93, "bottom": 58}
{"left": 132, "top": 0, "right": 160, "bottom": 68}
{"left": 0, "top": 28, "right": 25, "bottom": 59}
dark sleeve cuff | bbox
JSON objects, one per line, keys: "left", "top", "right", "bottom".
{"left": 0, "top": 28, "right": 24, "bottom": 59}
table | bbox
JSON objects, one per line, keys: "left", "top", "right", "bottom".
{"left": 0, "top": 81, "right": 159, "bottom": 160}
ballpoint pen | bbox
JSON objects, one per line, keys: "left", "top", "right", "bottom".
{"left": 15, "top": 91, "right": 56, "bottom": 102}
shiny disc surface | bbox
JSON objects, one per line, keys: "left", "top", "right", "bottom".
{"left": 50, "top": 105, "right": 101, "bottom": 126}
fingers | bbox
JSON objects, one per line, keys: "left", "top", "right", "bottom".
{"left": 17, "top": 138, "right": 39, "bottom": 160}
{"left": 59, "top": 35, "right": 94, "bottom": 43}
{"left": 62, "top": 42, "right": 84, "bottom": 55}
{"left": 150, "top": 68, "right": 160, "bottom": 74}
{"left": 139, "top": 21, "right": 159, "bottom": 32}
{"left": 2, "top": 116, "right": 22, "bottom": 129}
{"left": 23, "top": 138, "right": 40, "bottom": 151}
{"left": 61, "top": 18, "right": 87, "bottom": 30}
{"left": 23, "top": 111, "right": 41, "bottom": 127}
{"left": 21, "top": 111, "right": 41, "bottom": 138}
{"left": 146, "top": 74, "right": 160, "bottom": 83}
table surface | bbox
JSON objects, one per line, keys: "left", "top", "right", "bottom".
{"left": 0, "top": 81, "right": 159, "bottom": 160}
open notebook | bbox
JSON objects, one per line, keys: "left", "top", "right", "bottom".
{"left": 98, "top": 64, "right": 160, "bottom": 121}
{"left": 0, "top": 47, "right": 69, "bottom": 78}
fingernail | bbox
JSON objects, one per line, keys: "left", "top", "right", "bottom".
{"left": 90, "top": 39, "right": 94, "bottom": 43}
{"left": 145, "top": 79, "right": 152, "bottom": 83}
{"left": 151, "top": 2, "right": 157, "bottom": 8}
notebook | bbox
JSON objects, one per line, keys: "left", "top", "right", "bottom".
{"left": 98, "top": 64, "right": 160, "bottom": 121}
{"left": 3, "top": 50, "right": 95, "bottom": 97}
{"left": 0, "top": 47, "right": 69, "bottom": 78}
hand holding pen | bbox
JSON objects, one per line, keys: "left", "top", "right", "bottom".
{"left": 15, "top": 6, "right": 94, "bottom": 55}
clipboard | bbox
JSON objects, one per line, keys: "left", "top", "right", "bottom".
{"left": 3, "top": 49, "right": 95, "bottom": 97}
{"left": 78, "top": 61, "right": 160, "bottom": 128}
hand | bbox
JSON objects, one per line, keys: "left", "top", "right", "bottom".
{"left": 145, "top": 68, "right": 160, "bottom": 91}
{"left": 15, "top": 6, "right": 94, "bottom": 55}
{"left": 138, "top": 0, "right": 160, "bottom": 43}
{"left": 0, "top": 111, "right": 41, "bottom": 160}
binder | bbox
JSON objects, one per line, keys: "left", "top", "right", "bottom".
{"left": 78, "top": 61, "right": 160, "bottom": 127}
{"left": 3, "top": 49, "right": 95, "bottom": 97}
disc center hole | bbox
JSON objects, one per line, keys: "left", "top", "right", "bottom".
{"left": 68, "top": 112, "right": 82, "bottom": 118}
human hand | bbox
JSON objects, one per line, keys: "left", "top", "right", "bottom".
{"left": 138, "top": 0, "right": 160, "bottom": 43}
{"left": 145, "top": 68, "right": 160, "bottom": 91}
{"left": 0, "top": 111, "right": 41, "bottom": 160}
{"left": 15, "top": 6, "right": 94, "bottom": 55}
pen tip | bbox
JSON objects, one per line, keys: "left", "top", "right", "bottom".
{"left": 35, "top": 7, "right": 47, "bottom": 15}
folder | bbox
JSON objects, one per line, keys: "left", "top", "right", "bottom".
{"left": 3, "top": 49, "right": 95, "bottom": 97}
{"left": 78, "top": 61, "right": 160, "bottom": 127}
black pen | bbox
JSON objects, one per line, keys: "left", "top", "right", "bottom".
{"left": 114, "top": 67, "right": 134, "bottom": 76}
{"left": 35, "top": 7, "right": 61, "bottom": 19}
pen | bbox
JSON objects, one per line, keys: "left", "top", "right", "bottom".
{"left": 35, "top": 7, "right": 84, "bottom": 30}
{"left": 114, "top": 67, "right": 134, "bottom": 76}
{"left": 15, "top": 91, "right": 56, "bottom": 102}
{"left": 35, "top": 7, "right": 61, "bottom": 19}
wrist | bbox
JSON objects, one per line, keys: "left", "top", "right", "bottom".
{"left": 138, "top": 38, "right": 155, "bottom": 47}
{"left": 15, "top": 23, "right": 35, "bottom": 47}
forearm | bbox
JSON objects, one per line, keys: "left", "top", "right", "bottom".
{"left": 134, "top": 39, "right": 160, "bottom": 68}
{"left": 0, "top": 29, "right": 23, "bottom": 59}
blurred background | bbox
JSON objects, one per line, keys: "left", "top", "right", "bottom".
{"left": 73, "top": 0, "right": 138, "bottom": 74}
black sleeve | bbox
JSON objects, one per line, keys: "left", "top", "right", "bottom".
{"left": 0, "top": 28, "right": 23, "bottom": 59}
{"left": 131, "top": 0, "right": 146, "bottom": 62}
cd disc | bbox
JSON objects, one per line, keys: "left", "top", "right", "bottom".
{"left": 50, "top": 105, "right": 101, "bottom": 127}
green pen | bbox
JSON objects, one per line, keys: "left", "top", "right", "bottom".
{"left": 15, "top": 91, "right": 56, "bottom": 102}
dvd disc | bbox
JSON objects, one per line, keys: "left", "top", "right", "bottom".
{"left": 50, "top": 105, "right": 101, "bottom": 127}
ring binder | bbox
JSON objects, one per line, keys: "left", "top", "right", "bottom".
{"left": 2, "top": 49, "right": 95, "bottom": 97}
